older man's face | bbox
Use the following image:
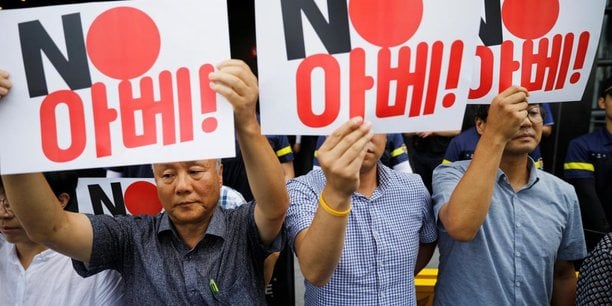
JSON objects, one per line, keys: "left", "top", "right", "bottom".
{"left": 153, "top": 160, "right": 222, "bottom": 226}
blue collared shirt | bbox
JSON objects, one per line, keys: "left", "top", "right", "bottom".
{"left": 286, "top": 163, "right": 437, "bottom": 305}
{"left": 73, "top": 203, "right": 284, "bottom": 305}
{"left": 432, "top": 159, "right": 587, "bottom": 306}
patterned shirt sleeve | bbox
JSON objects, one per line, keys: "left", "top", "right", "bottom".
{"left": 577, "top": 233, "right": 612, "bottom": 305}
{"left": 285, "top": 175, "right": 320, "bottom": 250}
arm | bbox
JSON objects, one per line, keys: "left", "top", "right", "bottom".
{"left": 438, "top": 86, "right": 529, "bottom": 241}
{"left": 566, "top": 178, "right": 610, "bottom": 233}
{"left": 0, "top": 71, "right": 93, "bottom": 262}
{"left": 209, "top": 60, "right": 288, "bottom": 245}
{"left": 1, "top": 173, "right": 94, "bottom": 262}
{"left": 281, "top": 161, "right": 295, "bottom": 182}
{"left": 294, "top": 118, "right": 373, "bottom": 286}
{"left": 551, "top": 260, "right": 577, "bottom": 306}
{"left": 414, "top": 242, "right": 436, "bottom": 276}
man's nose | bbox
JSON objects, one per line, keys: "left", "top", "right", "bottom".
{"left": 175, "top": 173, "right": 193, "bottom": 193}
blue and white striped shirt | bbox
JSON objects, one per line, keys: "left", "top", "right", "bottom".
{"left": 286, "top": 163, "right": 437, "bottom": 305}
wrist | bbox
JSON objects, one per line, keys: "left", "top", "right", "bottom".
{"left": 319, "top": 194, "right": 351, "bottom": 217}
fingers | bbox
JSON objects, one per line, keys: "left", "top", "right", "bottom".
{"left": 317, "top": 118, "right": 373, "bottom": 195}
{"left": 319, "top": 117, "right": 364, "bottom": 153}
{"left": 0, "top": 69, "right": 12, "bottom": 98}
{"left": 486, "top": 85, "right": 533, "bottom": 141}
{"left": 318, "top": 118, "right": 373, "bottom": 171}
{"left": 208, "top": 60, "right": 258, "bottom": 106}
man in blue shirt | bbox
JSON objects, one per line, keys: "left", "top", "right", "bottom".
{"left": 0, "top": 60, "right": 289, "bottom": 305}
{"left": 432, "top": 86, "right": 586, "bottom": 305}
{"left": 286, "top": 118, "right": 437, "bottom": 305}
{"left": 564, "top": 76, "right": 612, "bottom": 251}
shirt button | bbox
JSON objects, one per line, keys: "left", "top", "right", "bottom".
{"left": 516, "top": 282, "right": 521, "bottom": 287}
{"left": 516, "top": 223, "right": 521, "bottom": 228}
{"left": 516, "top": 252, "right": 521, "bottom": 257}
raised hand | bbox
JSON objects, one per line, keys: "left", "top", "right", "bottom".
{"left": 0, "top": 70, "right": 12, "bottom": 99}
{"left": 208, "top": 60, "right": 259, "bottom": 130}
{"left": 484, "top": 86, "right": 530, "bottom": 143}
{"left": 317, "top": 117, "right": 373, "bottom": 198}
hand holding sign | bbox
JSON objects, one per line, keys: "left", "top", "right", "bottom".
{"left": 483, "top": 85, "right": 529, "bottom": 143}
{"left": 209, "top": 60, "right": 259, "bottom": 132}
{"left": 318, "top": 117, "right": 373, "bottom": 199}
{"left": 0, "top": 70, "right": 11, "bottom": 98}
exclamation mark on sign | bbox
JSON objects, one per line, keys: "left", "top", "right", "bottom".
{"left": 199, "top": 64, "right": 218, "bottom": 133}
{"left": 569, "top": 31, "right": 590, "bottom": 84}
{"left": 443, "top": 40, "right": 464, "bottom": 108}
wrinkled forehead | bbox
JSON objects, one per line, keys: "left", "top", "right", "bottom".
{"left": 153, "top": 159, "right": 218, "bottom": 171}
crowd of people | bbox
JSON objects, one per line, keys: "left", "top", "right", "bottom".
{"left": 1, "top": 60, "right": 611, "bottom": 305}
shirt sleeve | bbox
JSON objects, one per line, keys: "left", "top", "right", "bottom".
{"left": 72, "top": 214, "right": 135, "bottom": 276}
{"left": 541, "top": 103, "right": 555, "bottom": 126}
{"left": 244, "top": 203, "right": 285, "bottom": 260}
{"left": 387, "top": 133, "right": 410, "bottom": 166}
{"left": 285, "top": 177, "right": 320, "bottom": 250}
{"left": 556, "top": 187, "right": 588, "bottom": 261}
{"left": 443, "top": 137, "right": 461, "bottom": 164}
{"left": 431, "top": 162, "right": 466, "bottom": 231}
{"left": 268, "top": 135, "right": 294, "bottom": 163}
{"left": 564, "top": 137, "right": 594, "bottom": 179}
{"left": 419, "top": 185, "right": 438, "bottom": 244}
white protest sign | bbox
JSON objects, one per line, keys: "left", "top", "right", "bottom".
{"left": 0, "top": 0, "right": 235, "bottom": 174}
{"left": 468, "top": 0, "right": 606, "bottom": 104}
{"left": 256, "top": 0, "right": 482, "bottom": 135}
{"left": 76, "top": 177, "right": 161, "bottom": 216}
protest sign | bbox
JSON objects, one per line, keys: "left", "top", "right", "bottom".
{"left": 0, "top": 0, "right": 234, "bottom": 174}
{"left": 76, "top": 177, "right": 161, "bottom": 215}
{"left": 256, "top": 0, "right": 482, "bottom": 134}
{"left": 468, "top": 0, "right": 606, "bottom": 104}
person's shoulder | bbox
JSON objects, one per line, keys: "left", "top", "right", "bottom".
{"left": 382, "top": 164, "right": 428, "bottom": 191}
{"left": 290, "top": 168, "right": 326, "bottom": 186}
{"left": 436, "top": 159, "right": 471, "bottom": 173}
{"left": 536, "top": 169, "right": 575, "bottom": 194}
{"left": 570, "top": 129, "right": 603, "bottom": 147}
{"left": 89, "top": 212, "right": 159, "bottom": 230}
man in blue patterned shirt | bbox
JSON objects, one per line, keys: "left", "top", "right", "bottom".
{"left": 286, "top": 118, "right": 437, "bottom": 305}
{"left": 0, "top": 60, "right": 289, "bottom": 305}
{"left": 432, "top": 86, "right": 586, "bottom": 305}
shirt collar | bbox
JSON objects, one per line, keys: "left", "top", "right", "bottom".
{"left": 496, "top": 157, "right": 540, "bottom": 189}
{"left": 157, "top": 207, "right": 227, "bottom": 241}
{"left": 7, "top": 243, "right": 57, "bottom": 263}
{"left": 370, "top": 161, "right": 392, "bottom": 200}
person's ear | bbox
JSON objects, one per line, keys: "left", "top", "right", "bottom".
{"left": 475, "top": 118, "right": 486, "bottom": 135}
{"left": 57, "top": 193, "right": 70, "bottom": 209}
{"left": 597, "top": 97, "right": 606, "bottom": 110}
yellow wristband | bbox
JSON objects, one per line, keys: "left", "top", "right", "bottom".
{"left": 319, "top": 194, "right": 351, "bottom": 217}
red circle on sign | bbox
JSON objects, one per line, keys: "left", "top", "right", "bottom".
{"left": 502, "top": 0, "right": 559, "bottom": 40}
{"left": 86, "top": 6, "right": 161, "bottom": 80}
{"left": 124, "top": 181, "right": 162, "bottom": 215}
{"left": 349, "top": 0, "right": 423, "bottom": 47}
